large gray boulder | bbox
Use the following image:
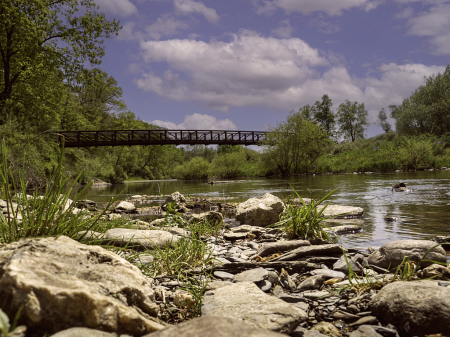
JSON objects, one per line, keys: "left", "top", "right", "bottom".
{"left": 370, "top": 281, "right": 450, "bottom": 336}
{"left": 236, "top": 193, "right": 285, "bottom": 227}
{"left": 202, "top": 282, "right": 307, "bottom": 333}
{"left": 103, "top": 228, "right": 177, "bottom": 250}
{"left": 145, "top": 316, "right": 289, "bottom": 337}
{"left": 114, "top": 201, "right": 136, "bottom": 213}
{"left": 0, "top": 236, "right": 164, "bottom": 336}
{"left": 367, "top": 240, "right": 446, "bottom": 269}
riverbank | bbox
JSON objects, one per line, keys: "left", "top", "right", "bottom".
{"left": 1, "top": 191, "right": 449, "bottom": 336}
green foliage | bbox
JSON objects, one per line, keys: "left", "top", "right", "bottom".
{"left": 262, "top": 111, "right": 332, "bottom": 176}
{"left": 316, "top": 133, "right": 450, "bottom": 173}
{"left": 0, "top": 0, "right": 120, "bottom": 125}
{"left": 272, "top": 185, "right": 334, "bottom": 240}
{"left": 0, "top": 308, "right": 26, "bottom": 337}
{"left": 178, "top": 273, "right": 211, "bottom": 318}
{"left": 209, "top": 151, "right": 247, "bottom": 179}
{"left": 173, "top": 157, "right": 210, "bottom": 180}
{"left": 337, "top": 100, "right": 369, "bottom": 142}
{"left": 390, "top": 65, "right": 450, "bottom": 136}
{"left": 313, "top": 94, "right": 336, "bottom": 137}
{"left": 0, "top": 141, "right": 120, "bottom": 244}
{"left": 377, "top": 108, "right": 392, "bottom": 133}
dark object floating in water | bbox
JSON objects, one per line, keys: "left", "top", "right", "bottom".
{"left": 384, "top": 216, "right": 400, "bottom": 222}
{"left": 392, "top": 182, "right": 409, "bottom": 192}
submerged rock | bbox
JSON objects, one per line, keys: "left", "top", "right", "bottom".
{"left": 236, "top": 193, "right": 285, "bottom": 227}
{"left": 0, "top": 236, "right": 164, "bottom": 336}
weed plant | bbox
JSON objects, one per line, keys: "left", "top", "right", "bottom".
{"left": 177, "top": 272, "right": 211, "bottom": 318}
{"left": 0, "top": 141, "right": 123, "bottom": 244}
{"left": 272, "top": 184, "right": 335, "bottom": 240}
{"left": 0, "top": 308, "right": 25, "bottom": 337}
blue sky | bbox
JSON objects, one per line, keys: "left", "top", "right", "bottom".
{"left": 94, "top": 0, "right": 450, "bottom": 137}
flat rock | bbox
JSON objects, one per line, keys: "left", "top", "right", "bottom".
{"left": 223, "top": 232, "right": 248, "bottom": 240}
{"left": 0, "top": 236, "right": 164, "bottom": 336}
{"left": 421, "top": 263, "right": 450, "bottom": 280}
{"left": 164, "top": 191, "right": 186, "bottom": 205}
{"left": 325, "top": 225, "right": 362, "bottom": 235}
{"left": 318, "top": 205, "right": 363, "bottom": 219}
{"left": 103, "top": 228, "right": 177, "bottom": 250}
{"left": 256, "top": 240, "right": 311, "bottom": 257}
{"left": 370, "top": 280, "right": 450, "bottom": 336}
{"left": 236, "top": 193, "right": 285, "bottom": 227}
{"left": 234, "top": 268, "right": 269, "bottom": 282}
{"left": 297, "top": 275, "right": 329, "bottom": 291}
{"left": 273, "top": 244, "right": 342, "bottom": 262}
{"left": 206, "top": 281, "right": 233, "bottom": 290}
{"left": 202, "top": 282, "right": 307, "bottom": 333}
{"left": 333, "top": 255, "right": 362, "bottom": 274}
{"left": 214, "top": 271, "right": 235, "bottom": 281}
{"left": 230, "top": 225, "right": 265, "bottom": 236}
{"left": 310, "top": 269, "right": 346, "bottom": 279}
{"left": 145, "top": 316, "right": 289, "bottom": 337}
{"left": 49, "top": 328, "right": 117, "bottom": 337}
{"left": 368, "top": 240, "right": 447, "bottom": 269}
{"left": 302, "top": 291, "right": 330, "bottom": 300}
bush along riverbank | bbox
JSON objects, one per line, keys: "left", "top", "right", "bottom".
{"left": 1, "top": 177, "right": 450, "bottom": 337}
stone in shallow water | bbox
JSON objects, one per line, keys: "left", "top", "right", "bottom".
{"left": 144, "top": 316, "right": 289, "bottom": 337}
{"left": 202, "top": 282, "right": 307, "bottom": 333}
{"left": 0, "top": 236, "right": 164, "bottom": 336}
{"left": 235, "top": 193, "right": 285, "bottom": 227}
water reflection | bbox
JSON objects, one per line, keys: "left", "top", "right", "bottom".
{"left": 85, "top": 171, "right": 450, "bottom": 248}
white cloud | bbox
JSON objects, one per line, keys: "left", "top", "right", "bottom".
{"left": 94, "top": 0, "right": 138, "bottom": 16}
{"left": 252, "top": 0, "right": 381, "bottom": 16}
{"left": 308, "top": 14, "right": 340, "bottom": 34}
{"left": 174, "top": 0, "right": 220, "bottom": 23}
{"left": 271, "top": 19, "right": 294, "bottom": 38}
{"left": 362, "top": 63, "right": 446, "bottom": 122}
{"left": 151, "top": 113, "right": 237, "bottom": 130}
{"left": 134, "top": 32, "right": 445, "bottom": 126}
{"left": 403, "top": 3, "right": 450, "bottom": 54}
{"left": 146, "top": 14, "right": 190, "bottom": 40}
{"left": 135, "top": 32, "right": 330, "bottom": 112}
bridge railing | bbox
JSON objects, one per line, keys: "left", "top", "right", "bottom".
{"left": 57, "top": 130, "right": 269, "bottom": 147}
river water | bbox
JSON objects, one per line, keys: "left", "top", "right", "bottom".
{"left": 85, "top": 171, "right": 450, "bottom": 249}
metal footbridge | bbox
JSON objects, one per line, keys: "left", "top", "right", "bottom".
{"left": 57, "top": 129, "right": 268, "bottom": 147}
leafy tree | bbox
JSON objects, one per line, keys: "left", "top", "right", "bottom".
{"left": 390, "top": 65, "right": 450, "bottom": 136}
{"left": 209, "top": 151, "right": 246, "bottom": 179}
{"left": 299, "top": 105, "right": 315, "bottom": 121}
{"left": 336, "top": 100, "right": 369, "bottom": 142}
{"left": 377, "top": 108, "right": 392, "bottom": 133}
{"left": 262, "top": 111, "right": 332, "bottom": 176}
{"left": 313, "top": 94, "right": 336, "bottom": 137}
{"left": 0, "top": 0, "right": 120, "bottom": 124}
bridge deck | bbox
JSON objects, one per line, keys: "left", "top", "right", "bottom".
{"left": 57, "top": 130, "right": 268, "bottom": 147}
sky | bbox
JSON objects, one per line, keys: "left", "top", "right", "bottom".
{"left": 93, "top": 0, "right": 450, "bottom": 137}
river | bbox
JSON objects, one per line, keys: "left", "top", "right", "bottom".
{"left": 85, "top": 170, "right": 450, "bottom": 249}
